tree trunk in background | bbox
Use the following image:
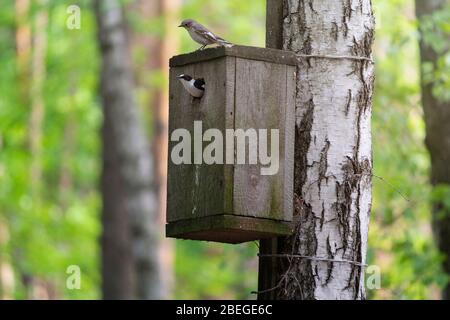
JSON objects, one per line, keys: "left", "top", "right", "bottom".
{"left": 15, "top": 0, "right": 31, "bottom": 101}
{"left": 101, "top": 111, "right": 134, "bottom": 299}
{"left": 95, "top": 0, "right": 162, "bottom": 299}
{"left": 416, "top": 0, "right": 450, "bottom": 300}
{"left": 129, "top": 0, "right": 180, "bottom": 299}
{"left": 29, "top": 0, "right": 48, "bottom": 190}
{"left": 15, "top": 0, "right": 51, "bottom": 299}
{"left": 13, "top": 0, "right": 31, "bottom": 298}
{"left": 154, "top": 0, "right": 178, "bottom": 299}
{"left": 0, "top": 220, "right": 15, "bottom": 299}
{"left": 29, "top": 0, "right": 52, "bottom": 300}
{"left": 259, "top": 0, "right": 374, "bottom": 300}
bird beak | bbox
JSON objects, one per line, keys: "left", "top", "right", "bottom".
{"left": 178, "top": 24, "right": 183, "bottom": 28}
{"left": 177, "top": 75, "right": 183, "bottom": 79}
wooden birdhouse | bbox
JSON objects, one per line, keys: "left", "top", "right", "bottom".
{"left": 166, "top": 45, "right": 297, "bottom": 244}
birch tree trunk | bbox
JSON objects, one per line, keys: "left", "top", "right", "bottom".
{"left": 95, "top": 0, "right": 162, "bottom": 299}
{"left": 416, "top": 0, "right": 450, "bottom": 300}
{"left": 260, "top": 0, "right": 374, "bottom": 300}
{"left": 13, "top": 0, "right": 31, "bottom": 297}
{"left": 128, "top": 0, "right": 180, "bottom": 299}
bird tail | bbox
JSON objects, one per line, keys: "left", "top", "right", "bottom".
{"left": 216, "top": 37, "right": 233, "bottom": 47}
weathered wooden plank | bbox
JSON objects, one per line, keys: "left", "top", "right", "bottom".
{"left": 170, "top": 45, "right": 298, "bottom": 68}
{"left": 167, "top": 57, "right": 229, "bottom": 222}
{"left": 258, "top": 0, "right": 287, "bottom": 299}
{"left": 233, "top": 58, "right": 290, "bottom": 221}
{"left": 283, "top": 65, "right": 296, "bottom": 220}
{"left": 223, "top": 56, "right": 236, "bottom": 214}
{"left": 166, "top": 215, "right": 293, "bottom": 244}
{"left": 266, "top": 0, "right": 284, "bottom": 49}
{"left": 167, "top": 63, "right": 194, "bottom": 222}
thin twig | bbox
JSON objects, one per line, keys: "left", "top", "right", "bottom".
{"left": 372, "top": 174, "right": 411, "bottom": 202}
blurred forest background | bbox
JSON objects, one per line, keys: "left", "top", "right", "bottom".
{"left": 0, "top": 0, "right": 449, "bottom": 299}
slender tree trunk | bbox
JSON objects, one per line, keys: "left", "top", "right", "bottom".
{"left": 0, "top": 262, "right": 15, "bottom": 300}
{"left": 58, "top": 116, "right": 75, "bottom": 210}
{"left": 95, "top": 0, "right": 162, "bottom": 299}
{"left": 128, "top": 0, "right": 179, "bottom": 299}
{"left": 259, "top": 0, "right": 374, "bottom": 300}
{"left": 154, "top": 0, "right": 176, "bottom": 299}
{"left": 15, "top": 0, "right": 31, "bottom": 101}
{"left": 29, "top": 0, "right": 48, "bottom": 190}
{"left": 28, "top": 2, "right": 62, "bottom": 300}
{"left": 416, "top": 0, "right": 450, "bottom": 300}
{"left": 98, "top": 2, "right": 134, "bottom": 298}
{"left": 14, "top": 0, "right": 50, "bottom": 299}
{"left": 0, "top": 220, "right": 15, "bottom": 299}
{"left": 101, "top": 110, "right": 134, "bottom": 299}
{"left": 58, "top": 76, "right": 78, "bottom": 205}
{"left": 13, "top": 0, "right": 31, "bottom": 298}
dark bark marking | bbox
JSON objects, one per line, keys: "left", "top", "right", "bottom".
{"left": 325, "top": 236, "right": 335, "bottom": 285}
{"left": 318, "top": 138, "right": 331, "bottom": 195}
{"left": 276, "top": 202, "right": 318, "bottom": 300}
{"left": 320, "top": 202, "right": 325, "bottom": 231}
{"left": 345, "top": 89, "right": 352, "bottom": 116}
{"left": 308, "top": 0, "right": 317, "bottom": 14}
{"left": 294, "top": 98, "right": 315, "bottom": 196}
{"left": 275, "top": 94, "right": 318, "bottom": 299}
{"left": 342, "top": 0, "right": 353, "bottom": 37}
{"left": 331, "top": 21, "right": 339, "bottom": 42}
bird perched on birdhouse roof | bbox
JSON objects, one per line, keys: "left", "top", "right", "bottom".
{"left": 178, "top": 19, "right": 233, "bottom": 51}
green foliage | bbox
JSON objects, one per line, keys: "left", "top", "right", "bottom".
{"left": 180, "top": 0, "right": 266, "bottom": 51}
{"left": 0, "top": 0, "right": 100, "bottom": 299}
{"left": 368, "top": 0, "right": 449, "bottom": 299}
{"left": 175, "top": 241, "right": 258, "bottom": 299}
{"left": 419, "top": 4, "right": 450, "bottom": 101}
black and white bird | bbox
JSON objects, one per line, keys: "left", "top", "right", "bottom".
{"left": 178, "top": 19, "right": 233, "bottom": 50}
{"left": 177, "top": 74, "right": 205, "bottom": 98}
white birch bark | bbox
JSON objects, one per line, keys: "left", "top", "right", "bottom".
{"left": 276, "top": 0, "right": 375, "bottom": 300}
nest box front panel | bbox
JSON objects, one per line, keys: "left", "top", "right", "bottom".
{"left": 167, "top": 56, "right": 234, "bottom": 223}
